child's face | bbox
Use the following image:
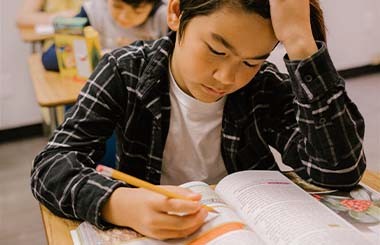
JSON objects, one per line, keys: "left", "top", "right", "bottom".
{"left": 170, "top": 6, "right": 278, "bottom": 103}
{"left": 108, "top": 0, "right": 153, "bottom": 28}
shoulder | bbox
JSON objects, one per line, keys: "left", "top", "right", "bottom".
{"left": 147, "top": 3, "right": 169, "bottom": 35}
{"left": 153, "top": 3, "right": 168, "bottom": 18}
{"left": 103, "top": 35, "right": 173, "bottom": 86}
{"left": 82, "top": 0, "right": 106, "bottom": 12}
{"left": 82, "top": 0, "right": 107, "bottom": 24}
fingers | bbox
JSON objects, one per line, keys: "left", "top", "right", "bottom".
{"left": 108, "top": 186, "right": 208, "bottom": 240}
{"left": 141, "top": 186, "right": 208, "bottom": 239}
{"left": 162, "top": 198, "right": 202, "bottom": 214}
{"left": 144, "top": 208, "right": 208, "bottom": 240}
{"left": 161, "top": 185, "right": 202, "bottom": 201}
{"left": 149, "top": 186, "right": 203, "bottom": 214}
{"left": 156, "top": 207, "right": 208, "bottom": 230}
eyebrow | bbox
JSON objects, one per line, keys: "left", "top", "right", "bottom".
{"left": 211, "top": 32, "right": 272, "bottom": 60}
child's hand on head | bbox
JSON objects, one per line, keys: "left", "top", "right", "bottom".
{"left": 101, "top": 186, "right": 208, "bottom": 240}
{"left": 269, "top": 0, "right": 318, "bottom": 59}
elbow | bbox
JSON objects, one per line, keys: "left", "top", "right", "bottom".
{"left": 30, "top": 154, "right": 43, "bottom": 201}
{"left": 309, "top": 151, "right": 367, "bottom": 190}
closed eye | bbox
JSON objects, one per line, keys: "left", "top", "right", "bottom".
{"left": 243, "top": 61, "right": 258, "bottom": 68}
{"left": 207, "top": 44, "right": 225, "bottom": 56}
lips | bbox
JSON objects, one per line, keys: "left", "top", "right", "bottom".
{"left": 201, "top": 84, "right": 226, "bottom": 96}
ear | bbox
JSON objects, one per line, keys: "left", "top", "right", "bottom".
{"left": 167, "top": 0, "right": 181, "bottom": 31}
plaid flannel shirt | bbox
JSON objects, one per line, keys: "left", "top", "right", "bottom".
{"left": 31, "top": 32, "right": 366, "bottom": 229}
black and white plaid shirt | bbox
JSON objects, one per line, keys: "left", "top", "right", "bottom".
{"left": 31, "top": 32, "right": 366, "bottom": 229}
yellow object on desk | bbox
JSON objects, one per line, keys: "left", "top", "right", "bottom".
{"left": 54, "top": 17, "right": 101, "bottom": 81}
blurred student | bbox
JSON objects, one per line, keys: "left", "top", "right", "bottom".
{"left": 42, "top": 0, "right": 168, "bottom": 71}
{"left": 16, "top": 0, "right": 82, "bottom": 27}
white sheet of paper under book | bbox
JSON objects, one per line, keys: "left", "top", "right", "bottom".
{"left": 71, "top": 170, "right": 378, "bottom": 244}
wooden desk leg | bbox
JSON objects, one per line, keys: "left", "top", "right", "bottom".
{"left": 31, "top": 42, "right": 37, "bottom": 54}
{"left": 31, "top": 41, "right": 44, "bottom": 54}
{"left": 49, "top": 107, "right": 59, "bottom": 134}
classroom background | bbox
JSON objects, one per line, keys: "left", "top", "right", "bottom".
{"left": 0, "top": 0, "right": 379, "bottom": 244}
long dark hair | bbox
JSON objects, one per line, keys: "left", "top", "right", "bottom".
{"left": 178, "top": 0, "right": 326, "bottom": 42}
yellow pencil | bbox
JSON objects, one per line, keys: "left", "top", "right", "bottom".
{"left": 96, "top": 164, "right": 217, "bottom": 213}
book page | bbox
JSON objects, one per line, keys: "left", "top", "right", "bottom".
{"left": 179, "top": 181, "right": 266, "bottom": 244}
{"left": 215, "top": 171, "right": 372, "bottom": 245}
{"left": 71, "top": 222, "right": 167, "bottom": 245}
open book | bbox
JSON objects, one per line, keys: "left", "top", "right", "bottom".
{"left": 71, "top": 171, "right": 376, "bottom": 244}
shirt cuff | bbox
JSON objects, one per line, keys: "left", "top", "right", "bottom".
{"left": 284, "top": 41, "right": 344, "bottom": 103}
{"left": 76, "top": 173, "right": 127, "bottom": 229}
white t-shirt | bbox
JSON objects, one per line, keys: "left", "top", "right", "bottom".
{"left": 83, "top": 0, "right": 168, "bottom": 49}
{"left": 160, "top": 65, "right": 228, "bottom": 185}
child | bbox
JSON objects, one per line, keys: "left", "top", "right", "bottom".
{"left": 31, "top": 0, "right": 366, "bottom": 240}
{"left": 16, "top": 0, "right": 82, "bottom": 27}
{"left": 42, "top": 0, "right": 168, "bottom": 71}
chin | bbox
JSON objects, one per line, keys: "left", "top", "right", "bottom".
{"left": 197, "top": 96, "right": 219, "bottom": 103}
{"left": 117, "top": 22, "right": 135, "bottom": 29}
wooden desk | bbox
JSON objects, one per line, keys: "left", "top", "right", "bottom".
{"left": 40, "top": 205, "right": 79, "bottom": 245}
{"left": 39, "top": 170, "right": 380, "bottom": 245}
{"left": 361, "top": 170, "right": 380, "bottom": 192}
{"left": 28, "top": 53, "right": 84, "bottom": 129}
{"left": 18, "top": 27, "right": 54, "bottom": 53}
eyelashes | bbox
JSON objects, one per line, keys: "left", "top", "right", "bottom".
{"left": 207, "top": 44, "right": 225, "bottom": 56}
{"left": 243, "top": 61, "right": 257, "bottom": 68}
{"left": 206, "top": 44, "right": 257, "bottom": 68}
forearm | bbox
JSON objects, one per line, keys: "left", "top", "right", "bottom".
{"left": 31, "top": 148, "right": 125, "bottom": 228}
{"left": 283, "top": 36, "right": 318, "bottom": 61}
{"left": 283, "top": 42, "right": 366, "bottom": 187}
{"left": 101, "top": 187, "right": 135, "bottom": 227}
{"left": 31, "top": 53, "right": 129, "bottom": 227}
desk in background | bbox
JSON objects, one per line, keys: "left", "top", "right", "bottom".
{"left": 18, "top": 26, "right": 54, "bottom": 53}
{"left": 28, "top": 53, "right": 84, "bottom": 131}
{"left": 39, "top": 170, "right": 380, "bottom": 245}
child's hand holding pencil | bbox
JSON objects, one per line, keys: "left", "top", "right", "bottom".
{"left": 97, "top": 165, "right": 211, "bottom": 240}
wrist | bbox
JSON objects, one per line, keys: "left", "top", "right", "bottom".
{"left": 283, "top": 36, "right": 318, "bottom": 60}
{"left": 101, "top": 187, "right": 134, "bottom": 227}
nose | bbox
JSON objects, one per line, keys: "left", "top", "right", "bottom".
{"left": 117, "top": 10, "right": 132, "bottom": 24}
{"left": 118, "top": 12, "right": 128, "bottom": 22}
{"left": 213, "top": 62, "right": 238, "bottom": 85}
